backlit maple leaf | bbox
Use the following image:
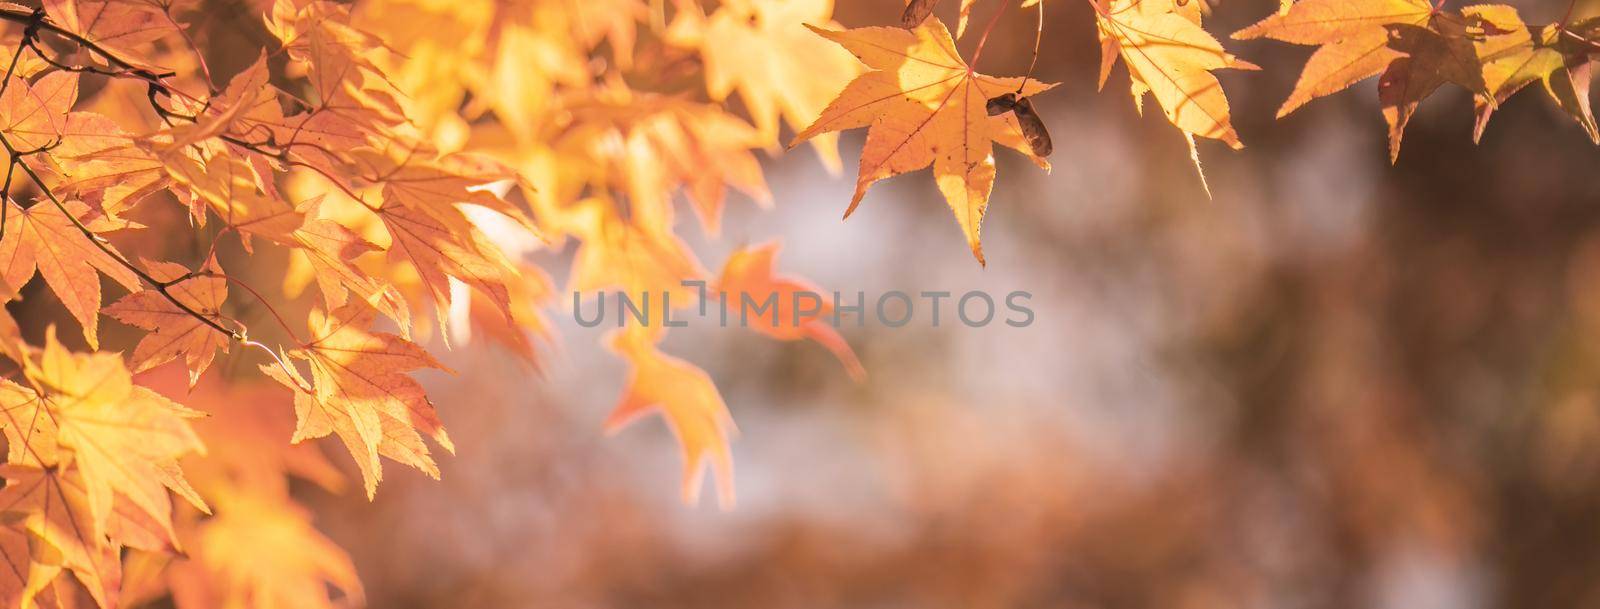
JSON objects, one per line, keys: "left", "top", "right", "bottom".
{"left": 0, "top": 72, "right": 78, "bottom": 152}
{"left": 0, "top": 329, "right": 209, "bottom": 543}
{"left": 1233, "top": 0, "right": 1490, "bottom": 161}
{"left": 103, "top": 259, "right": 229, "bottom": 387}
{"left": 691, "top": 0, "right": 863, "bottom": 171}
{"left": 41, "top": 0, "right": 177, "bottom": 61}
{"left": 0, "top": 200, "right": 141, "bottom": 349}
{"left": 1096, "top": 0, "right": 1255, "bottom": 192}
{"left": 794, "top": 17, "right": 1056, "bottom": 266}
{"left": 0, "top": 464, "right": 115, "bottom": 609}
{"left": 169, "top": 485, "right": 364, "bottom": 609}
{"left": 1467, "top": 6, "right": 1600, "bottom": 144}
{"left": 261, "top": 301, "right": 453, "bottom": 498}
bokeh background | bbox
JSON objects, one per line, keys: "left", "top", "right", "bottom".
{"left": 21, "top": 0, "right": 1600, "bottom": 607}
{"left": 326, "top": 1, "right": 1600, "bottom": 607}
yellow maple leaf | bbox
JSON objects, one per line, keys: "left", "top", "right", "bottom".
{"left": 169, "top": 485, "right": 363, "bottom": 609}
{"left": 1096, "top": 0, "right": 1255, "bottom": 191}
{"left": 0, "top": 464, "right": 114, "bottom": 609}
{"left": 693, "top": 0, "right": 863, "bottom": 171}
{"left": 0, "top": 329, "right": 210, "bottom": 541}
{"left": 1467, "top": 6, "right": 1598, "bottom": 144}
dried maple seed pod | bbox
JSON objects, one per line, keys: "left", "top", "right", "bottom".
{"left": 986, "top": 93, "right": 1018, "bottom": 116}
{"left": 902, "top": 0, "right": 939, "bottom": 28}
{"left": 1011, "top": 96, "right": 1053, "bottom": 157}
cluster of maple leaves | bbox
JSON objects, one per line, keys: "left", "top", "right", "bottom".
{"left": 0, "top": 0, "right": 1587, "bottom": 606}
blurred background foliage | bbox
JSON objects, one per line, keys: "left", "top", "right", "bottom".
{"left": 18, "top": 0, "right": 1600, "bottom": 607}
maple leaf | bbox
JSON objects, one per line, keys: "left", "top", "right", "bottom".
{"left": 1467, "top": 6, "right": 1599, "bottom": 143}
{"left": 0, "top": 523, "right": 62, "bottom": 609}
{"left": 287, "top": 196, "right": 411, "bottom": 334}
{"left": 266, "top": 0, "right": 389, "bottom": 111}
{"left": 265, "top": 0, "right": 409, "bottom": 159}
{"left": 623, "top": 103, "right": 771, "bottom": 235}
{"left": 260, "top": 301, "right": 453, "bottom": 499}
{"left": 1233, "top": 0, "right": 1490, "bottom": 161}
{"left": 1095, "top": 0, "right": 1256, "bottom": 186}
{"left": 716, "top": 241, "right": 864, "bottom": 381}
{"left": 0, "top": 465, "right": 117, "bottom": 609}
{"left": 0, "top": 329, "right": 209, "bottom": 548}
{"left": 43, "top": 111, "right": 168, "bottom": 215}
{"left": 567, "top": 198, "right": 707, "bottom": 300}
{"left": 41, "top": 0, "right": 177, "bottom": 61}
{"left": 605, "top": 327, "right": 736, "bottom": 509}
{"left": 690, "top": 0, "right": 863, "bottom": 171}
{"left": 374, "top": 203, "right": 519, "bottom": 345}
{"left": 793, "top": 17, "right": 1056, "bottom": 265}
{"left": 169, "top": 486, "right": 363, "bottom": 609}
{"left": 353, "top": 148, "right": 533, "bottom": 233}
{"left": 0, "top": 199, "right": 141, "bottom": 349}
{"left": 0, "top": 71, "right": 78, "bottom": 152}
{"left": 103, "top": 259, "right": 229, "bottom": 387}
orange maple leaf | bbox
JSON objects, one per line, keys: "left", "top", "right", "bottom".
{"left": 0, "top": 200, "right": 141, "bottom": 349}
{"left": 605, "top": 327, "right": 736, "bottom": 509}
{"left": 793, "top": 17, "right": 1055, "bottom": 265}
{"left": 716, "top": 241, "right": 865, "bottom": 381}
{"left": 0, "top": 464, "right": 116, "bottom": 609}
{"left": 261, "top": 301, "right": 453, "bottom": 499}
{"left": 0, "top": 71, "right": 77, "bottom": 152}
{"left": 287, "top": 196, "right": 411, "bottom": 334}
{"left": 103, "top": 259, "right": 230, "bottom": 387}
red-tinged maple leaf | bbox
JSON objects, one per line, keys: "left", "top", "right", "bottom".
{"left": 716, "top": 241, "right": 864, "bottom": 381}
{"left": 1233, "top": 0, "right": 1489, "bottom": 161}
{"left": 103, "top": 259, "right": 229, "bottom": 387}
{"left": 260, "top": 301, "right": 453, "bottom": 499}
{"left": 605, "top": 327, "right": 736, "bottom": 509}
{"left": 1467, "top": 6, "right": 1600, "bottom": 144}
{"left": 792, "top": 17, "right": 1056, "bottom": 265}
{"left": 0, "top": 199, "right": 141, "bottom": 349}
